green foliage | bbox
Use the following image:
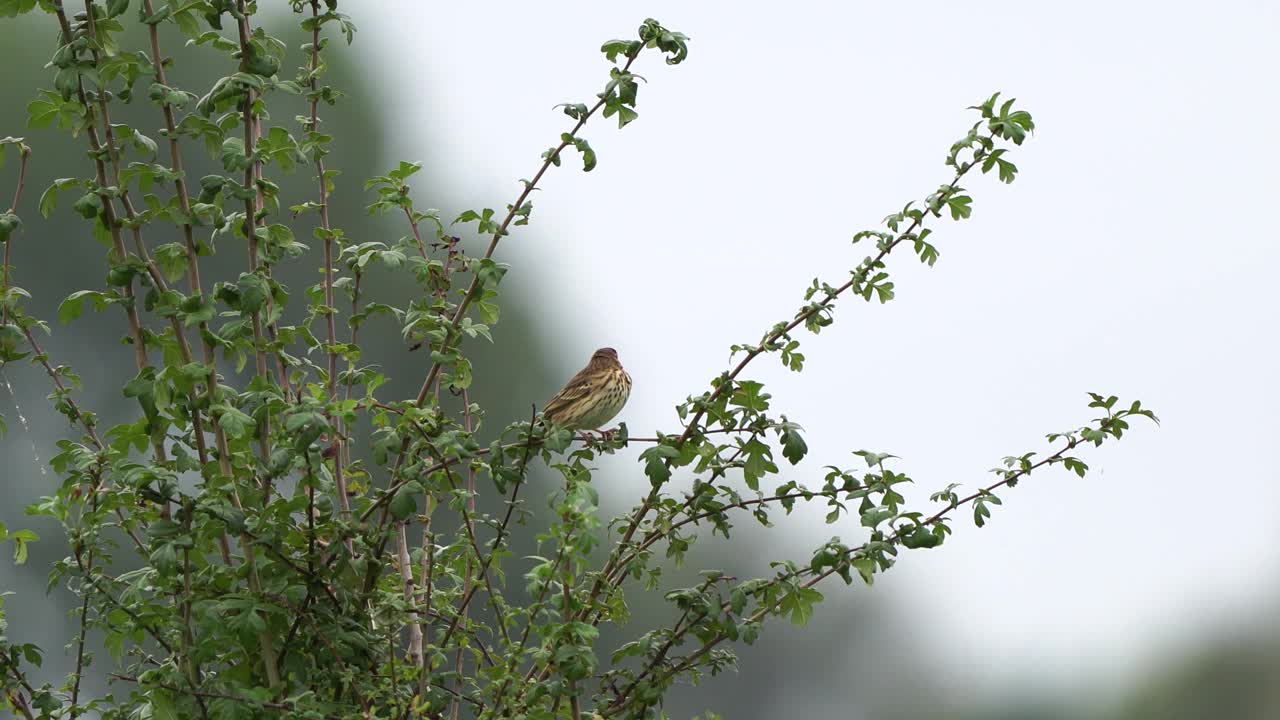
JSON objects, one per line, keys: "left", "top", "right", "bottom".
{"left": 0, "top": 3, "right": 1155, "bottom": 720}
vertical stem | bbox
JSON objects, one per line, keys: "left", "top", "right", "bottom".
{"left": 77, "top": 11, "right": 180, "bottom": 514}
{"left": 449, "top": 391, "right": 477, "bottom": 720}
{"left": 308, "top": 0, "right": 351, "bottom": 524}
{"left": 397, "top": 522, "right": 424, "bottom": 667}
{"left": 181, "top": 548, "right": 201, "bottom": 688}
{"left": 562, "top": 547, "right": 580, "bottom": 720}
{"left": 416, "top": 521, "right": 434, "bottom": 699}
{"left": 234, "top": 4, "right": 274, "bottom": 486}
{"left": 138, "top": 0, "right": 223, "bottom": 481}
{"left": 68, "top": 491, "right": 97, "bottom": 710}
{"left": 79, "top": 2, "right": 226, "bottom": 693}
{"left": 225, "top": 1, "right": 281, "bottom": 689}
{"left": 5, "top": 143, "right": 27, "bottom": 214}
{"left": 49, "top": 1, "right": 148, "bottom": 376}
{"left": 2, "top": 144, "right": 28, "bottom": 326}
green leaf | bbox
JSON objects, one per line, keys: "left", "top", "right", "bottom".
{"left": 389, "top": 486, "right": 417, "bottom": 520}
{"left": 477, "top": 300, "right": 500, "bottom": 325}
{"left": 729, "top": 381, "right": 770, "bottom": 412}
{"left": 946, "top": 194, "right": 972, "bottom": 220}
{"left": 779, "top": 586, "right": 823, "bottom": 626}
{"left": 571, "top": 135, "right": 597, "bottom": 171}
{"left": 0, "top": 0, "right": 39, "bottom": 18}
{"left": 853, "top": 449, "right": 896, "bottom": 468}
{"left": 72, "top": 192, "right": 104, "bottom": 220}
{"left": 37, "top": 178, "right": 81, "bottom": 218}
{"left": 1062, "top": 457, "right": 1088, "bottom": 478}
{"left": 741, "top": 437, "right": 776, "bottom": 491}
{"left": 236, "top": 272, "right": 270, "bottom": 314}
{"left": 153, "top": 243, "right": 189, "bottom": 283}
{"left": 640, "top": 444, "right": 679, "bottom": 487}
{"left": 0, "top": 212, "right": 19, "bottom": 243}
{"left": 58, "top": 290, "right": 108, "bottom": 324}
{"left": 781, "top": 428, "right": 807, "bottom": 465}
{"left": 214, "top": 403, "right": 254, "bottom": 439}
{"left": 901, "top": 526, "right": 943, "bottom": 549}
{"left": 10, "top": 528, "right": 37, "bottom": 564}
{"left": 973, "top": 499, "right": 992, "bottom": 527}
{"left": 148, "top": 690, "right": 178, "bottom": 720}
{"left": 180, "top": 294, "right": 215, "bottom": 326}
{"left": 860, "top": 507, "right": 893, "bottom": 529}
{"left": 219, "top": 137, "right": 247, "bottom": 172}
{"left": 0, "top": 323, "right": 25, "bottom": 361}
{"left": 26, "top": 98, "right": 59, "bottom": 128}
{"left": 852, "top": 557, "right": 875, "bottom": 585}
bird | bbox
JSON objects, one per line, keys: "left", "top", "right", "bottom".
{"left": 541, "top": 347, "right": 632, "bottom": 434}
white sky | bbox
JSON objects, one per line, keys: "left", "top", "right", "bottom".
{"left": 363, "top": 0, "right": 1280, "bottom": 699}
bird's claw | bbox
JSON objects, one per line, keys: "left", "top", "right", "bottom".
{"left": 577, "top": 428, "right": 617, "bottom": 446}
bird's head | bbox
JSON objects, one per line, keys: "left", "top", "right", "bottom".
{"left": 590, "top": 347, "right": 620, "bottom": 366}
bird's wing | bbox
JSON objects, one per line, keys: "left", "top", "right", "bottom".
{"left": 542, "top": 370, "right": 595, "bottom": 417}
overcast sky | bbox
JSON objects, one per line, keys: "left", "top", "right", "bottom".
{"left": 362, "top": 0, "right": 1279, "bottom": 697}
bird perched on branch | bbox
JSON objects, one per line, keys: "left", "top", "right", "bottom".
{"left": 541, "top": 347, "right": 632, "bottom": 434}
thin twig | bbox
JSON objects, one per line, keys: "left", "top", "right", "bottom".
{"left": 603, "top": 435, "right": 1086, "bottom": 716}
{"left": 136, "top": 0, "right": 229, "bottom": 493}
{"left": 489, "top": 540, "right": 571, "bottom": 717}
{"left": 436, "top": 406, "right": 538, "bottom": 650}
{"left": 582, "top": 150, "right": 990, "bottom": 630}
{"left": 108, "top": 674, "right": 316, "bottom": 713}
{"left": 2, "top": 143, "right": 28, "bottom": 326}
{"left": 230, "top": 0, "right": 282, "bottom": 687}
{"left": 21, "top": 324, "right": 103, "bottom": 449}
{"left": 409, "top": 49, "right": 645, "bottom": 408}
{"left": 309, "top": 0, "right": 352, "bottom": 527}
{"left": 416, "top": 522, "right": 434, "bottom": 699}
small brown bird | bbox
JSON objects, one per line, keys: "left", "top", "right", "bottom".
{"left": 541, "top": 347, "right": 632, "bottom": 432}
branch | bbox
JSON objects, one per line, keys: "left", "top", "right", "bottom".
{"left": 108, "top": 674, "right": 321, "bottom": 714}
{"left": 308, "top": 0, "right": 352, "bottom": 527}
{"left": 357, "top": 425, "right": 748, "bottom": 526}
{"left": 583, "top": 135, "right": 995, "bottom": 631}
{"left": 21, "top": 324, "right": 103, "bottom": 449}
{"left": 137, "top": 0, "right": 230, "bottom": 476}
{"left": 600, "top": 423, "right": 1120, "bottom": 717}
{"left": 50, "top": 1, "right": 150, "bottom": 378}
{"left": 232, "top": 0, "right": 274, "bottom": 487}
{"left": 395, "top": 521, "right": 424, "bottom": 667}
{"left": 606, "top": 487, "right": 845, "bottom": 591}
{"left": 408, "top": 49, "right": 645, "bottom": 408}
{"left": 229, "top": 0, "right": 281, "bottom": 687}
{"left": 606, "top": 574, "right": 729, "bottom": 710}
{"left": 2, "top": 141, "right": 29, "bottom": 326}
{"left": 68, "top": 491, "right": 99, "bottom": 710}
{"left": 3, "top": 661, "right": 39, "bottom": 720}
{"left": 72, "top": 547, "right": 174, "bottom": 656}
{"left": 490, "top": 539, "right": 572, "bottom": 717}
{"left": 435, "top": 405, "right": 538, "bottom": 650}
